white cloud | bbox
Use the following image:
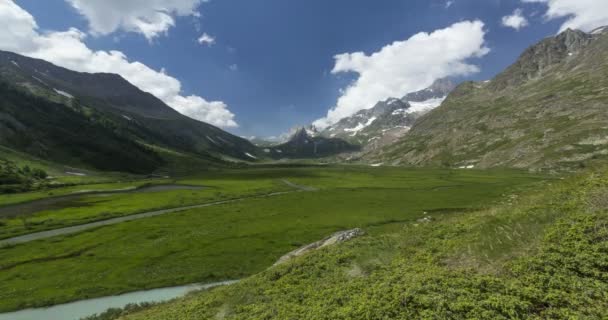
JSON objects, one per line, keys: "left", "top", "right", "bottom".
{"left": 314, "top": 20, "right": 489, "bottom": 128}
{"left": 522, "top": 0, "right": 608, "bottom": 32}
{"left": 0, "top": 0, "right": 237, "bottom": 128}
{"left": 229, "top": 64, "right": 238, "bottom": 71}
{"left": 65, "top": 0, "right": 204, "bottom": 40}
{"left": 502, "top": 9, "right": 529, "bottom": 30}
{"left": 445, "top": 1, "right": 455, "bottom": 9}
{"left": 197, "top": 32, "right": 215, "bottom": 46}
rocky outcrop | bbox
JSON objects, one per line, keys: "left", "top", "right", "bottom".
{"left": 274, "top": 228, "right": 365, "bottom": 266}
{"left": 402, "top": 78, "right": 456, "bottom": 102}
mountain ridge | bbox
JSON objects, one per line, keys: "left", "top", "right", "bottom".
{"left": 367, "top": 27, "right": 608, "bottom": 169}
{"left": 0, "top": 50, "right": 262, "bottom": 171}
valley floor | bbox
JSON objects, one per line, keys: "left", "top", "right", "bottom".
{"left": 0, "top": 166, "right": 545, "bottom": 314}
{"left": 121, "top": 166, "right": 608, "bottom": 320}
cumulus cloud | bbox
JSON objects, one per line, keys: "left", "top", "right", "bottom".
{"left": 0, "top": 0, "right": 237, "bottom": 128}
{"left": 502, "top": 9, "right": 529, "bottom": 30}
{"left": 197, "top": 32, "right": 215, "bottom": 46}
{"left": 522, "top": 0, "right": 608, "bottom": 32}
{"left": 314, "top": 20, "right": 489, "bottom": 128}
{"left": 65, "top": 0, "right": 204, "bottom": 40}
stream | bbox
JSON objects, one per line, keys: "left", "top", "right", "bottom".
{"left": 0, "top": 280, "right": 238, "bottom": 320}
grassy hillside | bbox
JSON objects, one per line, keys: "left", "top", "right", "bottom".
{"left": 369, "top": 29, "right": 608, "bottom": 170}
{"left": 0, "top": 167, "right": 543, "bottom": 312}
{"left": 0, "top": 50, "right": 262, "bottom": 163}
{"left": 119, "top": 166, "right": 608, "bottom": 320}
{"left": 0, "top": 81, "right": 165, "bottom": 173}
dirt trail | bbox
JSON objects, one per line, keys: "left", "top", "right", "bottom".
{"left": 0, "top": 180, "right": 315, "bottom": 246}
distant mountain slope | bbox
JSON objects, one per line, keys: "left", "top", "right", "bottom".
{"left": 267, "top": 128, "right": 359, "bottom": 159}
{"left": 402, "top": 77, "right": 456, "bottom": 102}
{"left": 317, "top": 79, "right": 456, "bottom": 153}
{"left": 0, "top": 80, "right": 164, "bottom": 173}
{"left": 369, "top": 28, "right": 608, "bottom": 170}
{"left": 320, "top": 98, "right": 417, "bottom": 146}
{"left": 0, "top": 51, "right": 260, "bottom": 163}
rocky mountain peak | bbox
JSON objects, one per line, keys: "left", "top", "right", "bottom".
{"left": 403, "top": 77, "right": 456, "bottom": 102}
{"left": 489, "top": 28, "right": 594, "bottom": 91}
{"left": 289, "top": 127, "right": 312, "bottom": 144}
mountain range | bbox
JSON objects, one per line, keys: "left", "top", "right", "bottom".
{"left": 304, "top": 78, "right": 456, "bottom": 156}
{"left": 0, "top": 51, "right": 260, "bottom": 173}
{"left": 1, "top": 27, "right": 607, "bottom": 171}
{"left": 367, "top": 28, "right": 608, "bottom": 170}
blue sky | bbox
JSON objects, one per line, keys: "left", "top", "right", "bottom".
{"left": 6, "top": 0, "right": 600, "bottom": 137}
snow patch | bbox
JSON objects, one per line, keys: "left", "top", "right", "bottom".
{"left": 370, "top": 163, "right": 383, "bottom": 167}
{"left": 122, "top": 115, "right": 132, "bottom": 121}
{"left": 591, "top": 26, "right": 608, "bottom": 35}
{"left": 408, "top": 97, "right": 446, "bottom": 113}
{"left": 344, "top": 116, "right": 377, "bottom": 135}
{"left": 458, "top": 165, "right": 475, "bottom": 169}
{"left": 305, "top": 127, "right": 318, "bottom": 136}
{"left": 386, "top": 98, "right": 400, "bottom": 105}
{"left": 263, "top": 148, "right": 270, "bottom": 153}
{"left": 53, "top": 88, "right": 74, "bottom": 99}
{"left": 10, "top": 60, "right": 19, "bottom": 68}
{"left": 32, "top": 76, "right": 47, "bottom": 85}
{"left": 392, "top": 109, "right": 407, "bottom": 116}
{"left": 244, "top": 152, "right": 257, "bottom": 159}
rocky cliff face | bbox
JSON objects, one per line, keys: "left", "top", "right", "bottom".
{"left": 489, "top": 29, "right": 593, "bottom": 91}
{"left": 367, "top": 27, "right": 608, "bottom": 170}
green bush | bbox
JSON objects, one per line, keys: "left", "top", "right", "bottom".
{"left": 0, "top": 158, "right": 48, "bottom": 193}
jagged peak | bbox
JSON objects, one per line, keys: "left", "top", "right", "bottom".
{"left": 488, "top": 27, "right": 595, "bottom": 91}
{"left": 288, "top": 126, "right": 316, "bottom": 142}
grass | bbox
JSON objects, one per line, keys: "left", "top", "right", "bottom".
{"left": 0, "top": 175, "right": 291, "bottom": 239}
{"left": 119, "top": 167, "right": 608, "bottom": 320}
{"left": 0, "top": 166, "right": 546, "bottom": 312}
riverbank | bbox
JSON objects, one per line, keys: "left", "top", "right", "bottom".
{"left": 0, "top": 280, "right": 238, "bottom": 320}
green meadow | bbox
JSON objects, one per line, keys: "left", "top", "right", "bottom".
{"left": 0, "top": 166, "right": 546, "bottom": 312}
{"left": 122, "top": 167, "right": 608, "bottom": 320}
{"left": 0, "top": 175, "right": 291, "bottom": 239}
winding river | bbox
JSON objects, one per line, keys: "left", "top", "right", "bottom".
{"left": 0, "top": 280, "right": 238, "bottom": 320}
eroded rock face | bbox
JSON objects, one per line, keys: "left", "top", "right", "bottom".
{"left": 274, "top": 228, "right": 365, "bottom": 266}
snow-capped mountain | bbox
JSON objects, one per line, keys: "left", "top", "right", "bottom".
{"left": 317, "top": 78, "right": 457, "bottom": 152}
{"left": 402, "top": 78, "right": 456, "bottom": 103}
{"left": 319, "top": 98, "right": 414, "bottom": 144}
